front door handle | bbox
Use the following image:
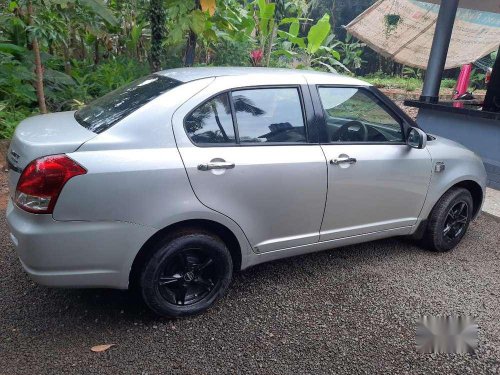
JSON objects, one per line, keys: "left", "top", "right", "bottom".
{"left": 198, "top": 162, "right": 235, "bottom": 171}
{"left": 330, "top": 157, "right": 357, "bottom": 165}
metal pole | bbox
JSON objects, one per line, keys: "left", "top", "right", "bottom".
{"left": 420, "top": 0, "right": 460, "bottom": 103}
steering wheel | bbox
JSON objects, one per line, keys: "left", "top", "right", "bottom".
{"left": 334, "top": 121, "right": 369, "bottom": 142}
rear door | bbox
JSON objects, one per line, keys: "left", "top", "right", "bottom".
{"left": 172, "top": 76, "right": 327, "bottom": 253}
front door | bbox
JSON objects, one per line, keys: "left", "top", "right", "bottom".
{"left": 173, "top": 83, "right": 327, "bottom": 253}
{"left": 315, "top": 86, "right": 432, "bottom": 241}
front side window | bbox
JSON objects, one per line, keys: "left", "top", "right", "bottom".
{"left": 318, "top": 87, "right": 404, "bottom": 143}
{"left": 232, "top": 88, "right": 306, "bottom": 143}
{"left": 75, "top": 75, "right": 181, "bottom": 133}
{"left": 185, "top": 93, "right": 236, "bottom": 145}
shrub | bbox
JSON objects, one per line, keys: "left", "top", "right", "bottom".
{"left": 211, "top": 38, "right": 254, "bottom": 67}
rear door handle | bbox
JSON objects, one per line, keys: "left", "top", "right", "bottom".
{"left": 330, "top": 157, "right": 357, "bottom": 165}
{"left": 198, "top": 162, "right": 235, "bottom": 171}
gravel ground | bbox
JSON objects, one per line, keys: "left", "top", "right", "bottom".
{"left": 1, "top": 208, "right": 500, "bottom": 373}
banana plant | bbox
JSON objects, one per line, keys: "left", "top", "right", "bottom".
{"left": 254, "top": 0, "right": 286, "bottom": 67}
{"left": 274, "top": 14, "right": 348, "bottom": 73}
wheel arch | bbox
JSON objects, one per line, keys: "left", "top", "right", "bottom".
{"left": 413, "top": 179, "right": 484, "bottom": 240}
{"left": 129, "top": 219, "right": 243, "bottom": 289}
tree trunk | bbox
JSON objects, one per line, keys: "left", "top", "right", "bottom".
{"left": 184, "top": 30, "right": 197, "bottom": 67}
{"left": 63, "top": 44, "right": 72, "bottom": 75}
{"left": 149, "top": 0, "right": 165, "bottom": 72}
{"left": 184, "top": 0, "right": 200, "bottom": 67}
{"left": 265, "top": 23, "right": 275, "bottom": 67}
{"left": 27, "top": 0, "right": 47, "bottom": 114}
{"left": 94, "top": 38, "right": 100, "bottom": 65}
{"left": 80, "top": 35, "right": 86, "bottom": 60}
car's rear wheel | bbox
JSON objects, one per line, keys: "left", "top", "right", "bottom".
{"left": 421, "top": 187, "right": 473, "bottom": 252}
{"left": 140, "top": 231, "right": 233, "bottom": 317}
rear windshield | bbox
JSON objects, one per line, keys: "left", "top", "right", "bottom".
{"left": 75, "top": 75, "right": 181, "bottom": 133}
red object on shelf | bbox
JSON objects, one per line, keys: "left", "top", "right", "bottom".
{"left": 454, "top": 63, "right": 473, "bottom": 99}
{"left": 453, "top": 63, "right": 473, "bottom": 108}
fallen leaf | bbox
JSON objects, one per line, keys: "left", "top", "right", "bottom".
{"left": 90, "top": 344, "right": 115, "bottom": 353}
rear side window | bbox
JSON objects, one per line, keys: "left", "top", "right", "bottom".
{"left": 233, "top": 88, "right": 306, "bottom": 143}
{"left": 75, "top": 75, "right": 181, "bottom": 133}
{"left": 185, "top": 93, "right": 236, "bottom": 145}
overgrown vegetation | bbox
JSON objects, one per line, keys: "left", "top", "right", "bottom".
{"left": 0, "top": 0, "right": 490, "bottom": 139}
{"left": 364, "top": 72, "right": 457, "bottom": 93}
{"left": 0, "top": 0, "right": 356, "bottom": 138}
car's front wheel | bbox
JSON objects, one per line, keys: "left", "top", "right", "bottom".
{"left": 140, "top": 230, "right": 233, "bottom": 317}
{"left": 422, "top": 187, "right": 473, "bottom": 252}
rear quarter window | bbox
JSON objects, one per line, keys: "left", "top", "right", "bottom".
{"left": 75, "top": 75, "right": 181, "bottom": 133}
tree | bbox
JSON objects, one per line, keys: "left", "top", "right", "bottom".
{"left": 27, "top": 0, "right": 47, "bottom": 113}
{"left": 184, "top": 0, "right": 200, "bottom": 66}
{"left": 149, "top": 0, "right": 165, "bottom": 71}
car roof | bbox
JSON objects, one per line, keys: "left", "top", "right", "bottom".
{"left": 155, "top": 67, "right": 370, "bottom": 86}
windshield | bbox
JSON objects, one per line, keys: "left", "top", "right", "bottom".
{"left": 75, "top": 75, "right": 181, "bottom": 133}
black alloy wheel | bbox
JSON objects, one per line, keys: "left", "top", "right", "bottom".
{"left": 140, "top": 231, "right": 233, "bottom": 317}
{"left": 443, "top": 201, "right": 469, "bottom": 242}
{"left": 157, "top": 248, "right": 220, "bottom": 306}
{"left": 422, "top": 187, "right": 473, "bottom": 252}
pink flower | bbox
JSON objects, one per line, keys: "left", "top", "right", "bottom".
{"left": 250, "top": 49, "right": 263, "bottom": 66}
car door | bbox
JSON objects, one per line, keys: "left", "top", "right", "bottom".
{"left": 313, "top": 85, "right": 432, "bottom": 241}
{"left": 172, "top": 78, "right": 327, "bottom": 253}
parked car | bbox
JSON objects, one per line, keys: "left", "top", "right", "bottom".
{"left": 6, "top": 68, "right": 487, "bottom": 317}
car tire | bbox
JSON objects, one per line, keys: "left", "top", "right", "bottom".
{"left": 140, "top": 230, "right": 233, "bottom": 317}
{"left": 421, "top": 187, "right": 473, "bottom": 252}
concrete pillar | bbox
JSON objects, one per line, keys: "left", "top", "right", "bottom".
{"left": 420, "top": 0, "right": 460, "bottom": 103}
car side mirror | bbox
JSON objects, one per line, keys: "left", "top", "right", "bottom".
{"left": 407, "top": 127, "right": 427, "bottom": 149}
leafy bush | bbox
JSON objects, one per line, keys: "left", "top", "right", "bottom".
{"left": 441, "top": 79, "right": 456, "bottom": 89}
{"left": 0, "top": 104, "right": 36, "bottom": 139}
{"left": 84, "top": 58, "right": 150, "bottom": 97}
{"left": 364, "top": 73, "right": 456, "bottom": 92}
{"left": 51, "top": 58, "right": 150, "bottom": 111}
{"left": 364, "top": 74, "right": 421, "bottom": 92}
{"left": 211, "top": 38, "right": 254, "bottom": 66}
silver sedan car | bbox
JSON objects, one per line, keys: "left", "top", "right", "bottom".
{"left": 6, "top": 68, "right": 487, "bottom": 317}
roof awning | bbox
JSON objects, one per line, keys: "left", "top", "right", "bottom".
{"left": 419, "top": 0, "right": 500, "bottom": 14}
{"left": 346, "top": 0, "right": 500, "bottom": 69}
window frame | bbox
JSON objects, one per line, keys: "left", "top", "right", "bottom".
{"left": 313, "top": 85, "right": 411, "bottom": 146}
{"left": 183, "top": 84, "right": 316, "bottom": 147}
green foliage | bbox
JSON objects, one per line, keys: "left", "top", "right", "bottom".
{"left": 257, "top": 0, "right": 276, "bottom": 41}
{"left": 274, "top": 13, "right": 348, "bottom": 73}
{"left": 88, "top": 58, "right": 149, "bottom": 94}
{"left": 365, "top": 72, "right": 421, "bottom": 92}
{"left": 0, "top": 104, "right": 35, "bottom": 139}
{"left": 0, "top": 50, "right": 36, "bottom": 108}
{"left": 79, "top": 0, "right": 118, "bottom": 25}
{"left": 469, "top": 69, "right": 486, "bottom": 92}
{"left": 402, "top": 66, "right": 422, "bottom": 80}
{"left": 330, "top": 33, "right": 365, "bottom": 71}
{"left": 211, "top": 38, "right": 253, "bottom": 67}
{"left": 441, "top": 78, "right": 456, "bottom": 89}
{"left": 364, "top": 72, "right": 457, "bottom": 93}
{"left": 306, "top": 14, "right": 330, "bottom": 54}
{"left": 164, "top": 0, "right": 212, "bottom": 45}
{"left": 0, "top": 0, "right": 374, "bottom": 139}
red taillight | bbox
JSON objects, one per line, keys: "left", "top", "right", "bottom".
{"left": 15, "top": 154, "right": 86, "bottom": 214}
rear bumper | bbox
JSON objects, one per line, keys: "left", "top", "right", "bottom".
{"left": 6, "top": 200, "right": 156, "bottom": 289}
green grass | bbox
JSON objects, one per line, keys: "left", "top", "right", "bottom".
{"left": 362, "top": 74, "right": 457, "bottom": 92}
